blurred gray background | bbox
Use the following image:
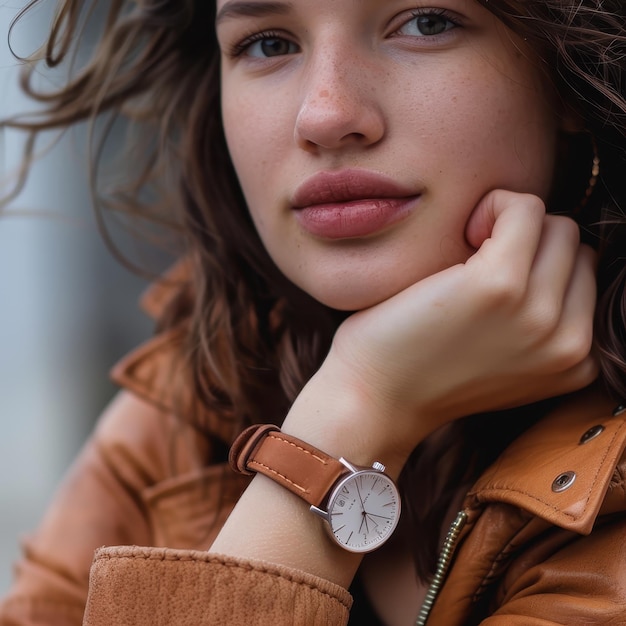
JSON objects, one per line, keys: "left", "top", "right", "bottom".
{"left": 0, "top": 1, "right": 159, "bottom": 593}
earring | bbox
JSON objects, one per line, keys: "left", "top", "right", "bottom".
{"left": 574, "top": 136, "right": 600, "bottom": 214}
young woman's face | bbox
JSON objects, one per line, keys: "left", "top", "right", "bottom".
{"left": 217, "top": 0, "right": 562, "bottom": 310}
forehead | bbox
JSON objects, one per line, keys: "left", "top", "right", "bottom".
{"left": 213, "top": 0, "right": 500, "bottom": 31}
{"left": 216, "top": 0, "right": 292, "bottom": 20}
{"left": 215, "top": 0, "right": 486, "bottom": 18}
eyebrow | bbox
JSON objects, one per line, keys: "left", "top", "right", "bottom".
{"left": 215, "top": 1, "right": 292, "bottom": 27}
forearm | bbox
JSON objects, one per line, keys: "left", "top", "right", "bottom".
{"left": 209, "top": 473, "right": 362, "bottom": 588}
{"left": 209, "top": 361, "right": 414, "bottom": 589}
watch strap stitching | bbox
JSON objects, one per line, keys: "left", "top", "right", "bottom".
{"left": 249, "top": 432, "right": 344, "bottom": 503}
{"left": 230, "top": 425, "right": 347, "bottom": 506}
{"left": 266, "top": 432, "right": 330, "bottom": 466}
{"left": 228, "top": 424, "right": 401, "bottom": 553}
{"left": 248, "top": 460, "right": 309, "bottom": 494}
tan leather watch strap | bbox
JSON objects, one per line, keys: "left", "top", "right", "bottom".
{"left": 229, "top": 424, "right": 347, "bottom": 507}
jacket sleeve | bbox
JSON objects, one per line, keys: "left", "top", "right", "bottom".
{"left": 0, "top": 391, "right": 195, "bottom": 626}
{"left": 83, "top": 546, "right": 352, "bottom": 626}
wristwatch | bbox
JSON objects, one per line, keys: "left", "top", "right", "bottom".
{"left": 229, "top": 424, "right": 401, "bottom": 553}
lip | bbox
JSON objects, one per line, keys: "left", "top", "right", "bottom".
{"left": 292, "top": 169, "right": 420, "bottom": 240}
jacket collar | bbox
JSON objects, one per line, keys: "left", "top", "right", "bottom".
{"left": 111, "top": 260, "right": 246, "bottom": 445}
{"left": 465, "top": 390, "right": 626, "bottom": 534}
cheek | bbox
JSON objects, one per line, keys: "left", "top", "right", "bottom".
{"left": 222, "top": 107, "right": 262, "bottom": 191}
{"left": 397, "top": 62, "right": 557, "bottom": 200}
{"left": 222, "top": 82, "right": 293, "bottom": 201}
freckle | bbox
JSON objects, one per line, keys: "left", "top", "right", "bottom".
{"left": 319, "top": 89, "right": 329, "bottom": 98}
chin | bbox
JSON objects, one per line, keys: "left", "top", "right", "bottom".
{"left": 304, "top": 280, "right": 400, "bottom": 312}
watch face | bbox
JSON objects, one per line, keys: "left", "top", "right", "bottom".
{"left": 327, "top": 470, "right": 401, "bottom": 553}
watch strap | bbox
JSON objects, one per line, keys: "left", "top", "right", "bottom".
{"left": 229, "top": 424, "right": 347, "bottom": 507}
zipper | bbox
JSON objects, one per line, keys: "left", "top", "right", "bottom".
{"left": 415, "top": 510, "right": 468, "bottom": 626}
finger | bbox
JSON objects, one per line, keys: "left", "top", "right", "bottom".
{"left": 550, "top": 243, "right": 597, "bottom": 370}
{"left": 540, "top": 353, "right": 599, "bottom": 398}
{"left": 464, "top": 190, "right": 546, "bottom": 283}
{"left": 519, "top": 244, "right": 596, "bottom": 377}
{"left": 525, "top": 215, "right": 580, "bottom": 315}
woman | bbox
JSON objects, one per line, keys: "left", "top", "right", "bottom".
{"left": 2, "top": 0, "right": 626, "bottom": 624}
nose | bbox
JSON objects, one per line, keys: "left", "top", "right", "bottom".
{"left": 294, "top": 48, "right": 385, "bottom": 152}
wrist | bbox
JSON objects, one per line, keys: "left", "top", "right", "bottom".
{"left": 230, "top": 425, "right": 402, "bottom": 553}
{"left": 281, "top": 357, "right": 422, "bottom": 480}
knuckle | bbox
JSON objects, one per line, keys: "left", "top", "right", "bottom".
{"left": 523, "top": 300, "right": 561, "bottom": 337}
{"left": 563, "top": 356, "right": 600, "bottom": 394}
{"left": 489, "top": 190, "right": 545, "bottom": 219}
{"left": 477, "top": 269, "right": 526, "bottom": 308}
{"left": 526, "top": 193, "right": 546, "bottom": 212}
{"left": 546, "top": 214, "right": 580, "bottom": 245}
{"left": 497, "top": 191, "right": 546, "bottom": 225}
{"left": 553, "top": 326, "right": 594, "bottom": 370}
{"left": 579, "top": 356, "right": 600, "bottom": 385}
{"left": 520, "top": 193, "right": 546, "bottom": 219}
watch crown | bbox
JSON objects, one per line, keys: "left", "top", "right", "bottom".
{"left": 372, "top": 461, "right": 386, "bottom": 472}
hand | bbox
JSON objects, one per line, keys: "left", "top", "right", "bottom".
{"left": 292, "top": 190, "right": 598, "bottom": 468}
{"left": 212, "top": 190, "right": 597, "bottom": 588}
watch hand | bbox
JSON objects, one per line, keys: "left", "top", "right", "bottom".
{"left": 359, "top": 513, "right": 367, "bottom": 534}
{"left": 365, "top": 514, "right": 380, "bottom": 529}
{"left": 365, "top": 513, "right": 394, "bottom": 521}
{"left": 355, "top": 480, "right": 366, "bottom": 512}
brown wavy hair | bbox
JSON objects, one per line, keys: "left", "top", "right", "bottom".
{"left": 4, "top": 0, "right": 626, "bottom": 580}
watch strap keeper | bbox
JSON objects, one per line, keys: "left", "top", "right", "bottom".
{"left": 229, "top": 424, "right": 348, "bottom": 507}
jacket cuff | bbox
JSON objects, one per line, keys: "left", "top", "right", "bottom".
{"left": 84, "top": 546, "right": 352, "bottom": 625}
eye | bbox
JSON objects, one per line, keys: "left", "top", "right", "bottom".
{"left": 397, "top": 10, "right": 458, "bottom": 37}
{"left": 243, "top": 34, "right": 299, "bottom": 58}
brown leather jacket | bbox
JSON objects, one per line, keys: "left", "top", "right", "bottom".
{"left": 2, "top": 279, "right": 626, "bottom": 625}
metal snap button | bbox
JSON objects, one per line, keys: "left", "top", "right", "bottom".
{"left": 579, "top": 425, "right": 605, "bottom": 444}
{"left": 552, "top": 471, "right": 576, "bottom": 492}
